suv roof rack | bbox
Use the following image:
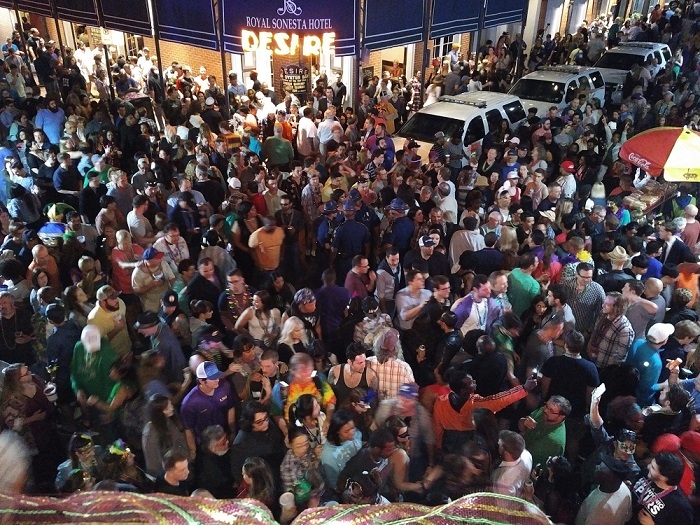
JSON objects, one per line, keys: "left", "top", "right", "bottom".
{"left": 438, "top": 96, "right": 487, "bottom": 108}
{"left": 538, "top": 65, "right": 585, "bottom": 74}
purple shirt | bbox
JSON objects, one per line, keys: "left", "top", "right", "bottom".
{"left": 344, "top": 270, "right": 368, "bottom": 299}
{"left": 315, "top": 284, "right": 351, "bottom": 338}
{"left": 180, "top": 380, "right": 238, "bottom": 442}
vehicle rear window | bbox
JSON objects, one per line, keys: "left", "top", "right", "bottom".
{"left": 589, "top": 71, "right": 604, "bottom": 88}
{"left": 504, "top": 101, "right": 526, "bottom": 123}
{"left": 509, "top": 78, "right": 565, "bottom": 104}
{"left": 595, "top": 52, "right": 644, "bottom": 70}
{"left": 396, "top": 113, "right": 464, "bottom": 142}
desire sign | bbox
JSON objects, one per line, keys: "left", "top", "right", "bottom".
{"left": 222, "top": 0, "right": 357, "bottom": 56}
{"left": 241, "top": 30, "right": 335, "bottom": 56}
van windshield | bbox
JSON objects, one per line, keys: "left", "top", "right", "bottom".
{"left": 509, "top": 79, "right": 565, "bottom": 103}
{"left": 595, "top": 53, "right": 645, "bottom": 70}
{"left": 396, "top": 113, "right": 463, "bottom": 142}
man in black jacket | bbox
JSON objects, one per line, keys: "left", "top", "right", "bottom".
{"left": 194, "top": 425, "right": 235, "bottom": 499}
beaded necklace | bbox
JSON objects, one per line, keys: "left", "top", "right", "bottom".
{"left": 226, "top": 285, "right": 253, "bottom": 321}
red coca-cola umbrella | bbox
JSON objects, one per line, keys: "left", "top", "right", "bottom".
{"left": 619, "top": 126, "right": 700, "bottom": 182}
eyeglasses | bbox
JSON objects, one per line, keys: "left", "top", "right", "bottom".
{"left": 438, "top": 286, "right": 451, "bottom": 291}
{"left": 254, "top": 414, "right": 269, "bottom": 425}
{"left": 544, "top": 404, "right": 563, "bottom": 416}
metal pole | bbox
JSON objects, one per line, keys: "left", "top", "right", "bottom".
{"left": 52, "top": 13, "right": 66, "bottom": 65}
{"left": 12, "top": 8, "right": 29, "bottom": 60}
{"left": 90, "top": 0, "right": 116, "bottom": 100}
{"left": 354, "top": 0, "right": 363, "bottom": 112}
{"left": 147, "top": 0, "right": 165, "bottom": 95}
{"left": 420, "top": 0, "right": 436, "bottom": 104}
{"left": 215, "top": 0, "right": 231, "bottom": 116}
{"left": 476, "top": 0, "right": 486, "bottom": 64}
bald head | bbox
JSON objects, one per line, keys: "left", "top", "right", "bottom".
{"left": 645, "top": 277, "right": 663, "bottom": 298}
{"left": 32, "top": 245, "right": 48, "bottom": 261}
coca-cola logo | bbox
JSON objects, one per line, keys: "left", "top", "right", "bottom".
{"left": 628, "top": 152, "right": 652, "bottom": 170}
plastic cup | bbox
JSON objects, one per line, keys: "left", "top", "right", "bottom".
{"left": 279, "top": 492, "right": 295, "bottom": 508}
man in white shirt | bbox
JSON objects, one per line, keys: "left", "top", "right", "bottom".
{"left": 575, "top": 454, "right": 631, "bottom": 525}
{"left": 153, "top": 223, "right": 190, "bottom": 274}
{"left": 491, "top": 430, "right": 533, "bottom": 497}
{"left": 556, "top": 160, "right": 577, "bottom": 199}
{"left": 296, "top": 106, "right": 319, "bottom": 159}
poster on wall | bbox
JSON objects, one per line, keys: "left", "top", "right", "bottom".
{"left": 280, "top": 65, "right": 310, "bottom": 104}
{"left": 221, "top": 0, "right": 358, "bottom": 57}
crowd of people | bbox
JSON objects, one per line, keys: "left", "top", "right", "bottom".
{"left": 0, "top": 3, "right": 699, "bottom": 525}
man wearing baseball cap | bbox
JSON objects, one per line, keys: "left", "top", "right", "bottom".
{"left": 404, "top": 235, "right": 450, "bottom": 280}
{"left": 626, "top": 323, "right": 675, "bottom": 406}
{"left": 381, "top": 198, "right": 414, "bottom": 258}
{"left": 180, "top": 360, "right": 238, "bottom": 460}
{"left": 87, "top": 285, "right": 131, "bottom": 357}
{"left": 132, "top": 247, "right": 175, "bottom": 313}
{"left": 556, "top": 160, "right": 577, "bottom": 199}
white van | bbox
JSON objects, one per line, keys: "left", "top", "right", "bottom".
{"left": 392, "top": 92, "right": 527, "bottom": 161}
{"left": 508, "top": 66, "right": 606, "bottom": 117}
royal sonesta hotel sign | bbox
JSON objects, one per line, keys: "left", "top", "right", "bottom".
{"left": 221, "top": 0, "right": 358, "bottom": 56}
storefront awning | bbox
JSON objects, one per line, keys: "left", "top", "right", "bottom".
{"left": 220, "top": 0, "right": 358, "bottom": 56}
{"left": 430, "top": 0, "right": 479, "bottom": 38}
{"left": 154, "top": 0, "right": 218, "bottom": 50}
{"left": 99, "top": 0, "right": 151, "bottom": 36}
{"left": 53, "top": 0, "right": 99, "bottom": 26}
{"left": 364, "top": 0, "right": 425, "bottom": 50}
{"left": 484, "top": 0, "right": 525, "bottom": 27}
{"left": 15, "top": 0, "right": 52, "bottom": 18}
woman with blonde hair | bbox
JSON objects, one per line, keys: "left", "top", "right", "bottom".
{"left": 554, "top": 197, "right": 574, "bottom": 226}
{"left": 497, "top": 224, "right": 519, "bottom": 253}
{"left": 276, "top": 316, "right": 309, "bottom": 364}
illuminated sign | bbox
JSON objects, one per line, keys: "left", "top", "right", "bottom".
{"left": 222, "top": 0, "right": 357, "bottom": 56}
{"left": 241, "top": 30, "right": 335, "bottom": 55}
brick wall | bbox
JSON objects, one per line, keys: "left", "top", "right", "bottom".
{"left": 141, "top": 36, "right": 230, "bottom": 86}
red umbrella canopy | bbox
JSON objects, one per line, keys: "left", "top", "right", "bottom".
{"left": 619, "top": 127, "right": 700, "bottom": 181}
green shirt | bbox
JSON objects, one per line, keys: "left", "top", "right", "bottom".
{"left": 70, "top": 338, "right": 117, "bottom": 402}
{"left": 84, "top": 166, "right": 110, "bottom": 187}
{"left": 507, "top": 268, "right": 541, "bottom": 317}
{"left": 523, "top": 407, "right": 566, "bottom": 468}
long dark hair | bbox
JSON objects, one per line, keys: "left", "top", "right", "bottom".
{"left": 147, "top": 393, "right": 179, "bottom": 452}
{"left": 288, "top": 393, "right": 317, "bottom": 428}
{"left": 239, "top": 400, "right": 268, "bottom": 433}
{"left": 242, "top": 456, "right": 275, "bottom": 503}
{"left": 326, "top": 409, "right": 355, "bottom": 446}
